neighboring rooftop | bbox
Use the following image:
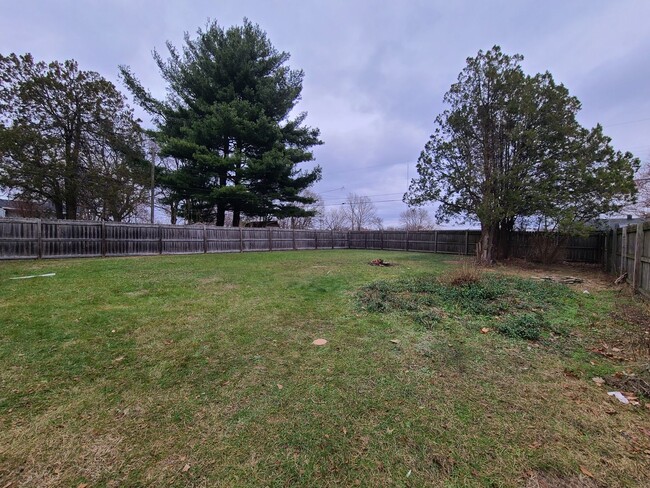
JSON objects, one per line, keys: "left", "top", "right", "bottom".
{"left": 593, "top": 215, "right": 645, "bottom": 230}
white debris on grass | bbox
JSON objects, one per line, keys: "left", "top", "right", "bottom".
{"left": 9, "top": 273, "right": 56, "bottom": 280}
{"left": 607, "top": 391, "right": 629, "bottom": 404}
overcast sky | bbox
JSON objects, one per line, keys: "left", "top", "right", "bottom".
{"left": 1, "top": 0, "right": 648, "bottom": 226}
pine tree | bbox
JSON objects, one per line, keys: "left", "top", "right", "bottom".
{"left": 120, "top": 19, "right": 322, "bottom": 226}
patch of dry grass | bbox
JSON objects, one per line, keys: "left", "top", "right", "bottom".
{"left": 440, "top": 258, "right": 484, "bottom": 287}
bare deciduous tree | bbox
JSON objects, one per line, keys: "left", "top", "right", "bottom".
{"left": 317, "top": 207, "right": 348, "bottom": 231}
{"left": 399, "top": 207, "right": 434, "bottom": 230}
{"left": 342, "top": 193, "right": 381, "bottom": 230}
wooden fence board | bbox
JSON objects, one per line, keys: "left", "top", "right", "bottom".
{"left": 608, "top": 223, "right": 650, "bottom": 299}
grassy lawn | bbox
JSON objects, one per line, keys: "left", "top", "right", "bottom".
{"left": 0, "top": 250, "right": 648, "bottom": 487}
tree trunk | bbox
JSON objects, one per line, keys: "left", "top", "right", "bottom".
{"left": 54, "top": 201, "right": 64, "bottom": 220}
{"left": 216, "top": 206, "right": 225, "bottom": 226}
{"left": 232, "top": 209, "right": 240, "bottom": 227}
{"left": 216, "top": 172, "right": 227, "bottom": 226}
{"left": 170, "top": 201, "right": 177, "bottom": 225}
{"left": 65, "top": 192, "right": 77, "bottom": 220}
{"left": 497, "top": 217, "right": 515, "bottom": 259}
{"left": 477, "top": 223, "right": 498, "bottom": 264}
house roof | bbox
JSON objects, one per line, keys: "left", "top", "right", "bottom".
{"left": 0, "top": 199, "right": 19, "bottom": 209}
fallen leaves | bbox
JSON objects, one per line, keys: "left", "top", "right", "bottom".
{"left": 390, "top": 339, "right": 400, "bottom": 344}
{"left": 592, "top": 377, "right": 605, "bottom": 386}
{"left": 480, "top": 327, "right": 491, "bottom": 334}
{"left": 277, "top": 384, "right": 283, "bottom": 390}
{"left": 563, "top": 369, "right": 579, "bottom": 379}
{"left": 579, "top": 465, "right": 594, "bottom": 478}
{"left": 182, "top": 463, "right": 191, "bottom": 472}
{"left": 590, "top": 343, "right": 631, "bottom": 362}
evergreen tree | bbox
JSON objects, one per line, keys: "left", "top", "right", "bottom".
{"left": 120, "top": 19, "right": 322, "bottom": 226}
{"left": 406, "top": 46, "right": 639, "bottom": 263}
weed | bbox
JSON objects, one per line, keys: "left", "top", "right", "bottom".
{"left": 496, "top": 313, "right": 547, "bottom": 340}
{"left": 441, "top": 259, "right": 483, "bottom": 287}
{"left": 358, "top": 274, "right": 571, "bottom": 339}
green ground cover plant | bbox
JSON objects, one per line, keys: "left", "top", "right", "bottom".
{"left": 0, "top": 251, "right": 648, "bottom": 487}
{"left": 357, "top": 272, "right": 570, "bottom": 340}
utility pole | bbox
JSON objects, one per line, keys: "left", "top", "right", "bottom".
{"left": 150, "top": 143, "right": 156, "bottom": 224}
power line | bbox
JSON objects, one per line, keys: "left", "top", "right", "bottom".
{"left": 321, "top": 198, "right": 405, "bottom": 208}
{"left": 602, "top": 116, "right": 650, "bottom": 128}
{"left": 319, "top": 186, "right": 345, "bottom": 193}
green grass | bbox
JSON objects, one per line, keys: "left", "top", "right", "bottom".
{"left": 0, "top": 251, "right": 648, "bottom": 487}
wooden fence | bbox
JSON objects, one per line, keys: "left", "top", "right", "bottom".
{"left": 0, "top": 218, "right": 605, "bottom": 263}
{"left": 604, "top": 222, "right": 650, "bottom": 299}
{"left": 0, "top": 219, "right": 351, "bottom": 259}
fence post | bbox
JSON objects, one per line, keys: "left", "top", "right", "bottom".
{"left": 406, "top": 231, "right": 410, "bottom": 252}
{"left": 633, "top": 223, "right": 644, "bottom": 292}
{"left": 434, "top": 230, "right": 438, "bottom": 253}
{"left": 598, "top": 232, "right": 604, "bottom": 267}
{"left": 347, "top": 231, "right": 350, "bottom": 249}
{"left": 315, "top": 232, "right": 319, "bottom": 250}
{"left": 611, "top": 226, "right": 618, "bottom": 275}
{"left": 620, "top": 226, "right": 627, "bottom": 275}
{"left": 35, "top": 219, "right": 42, "bottom": 259}
{"left": 239, "top": 227, "right": 244, "bottom": 253}
{"left": 364, "top": 232, "right": 368, "bottom": 250}
{"left": 331, "top": 230, "right": 334, "bottom": 249}
{"left": 203, "top": 224, "right": 208, "bottom": 253}
{"left": 464, "top": 230, "right": 469, "bottom": 256}
{"left": 292, "top": 229, "right": 296, "bottom": 250}
{"left": 268, "top": 228, "right": 272, "bottom": 252}
{"left": 101, "top": 221, "right": 107, "bottom": 257}
{"left": 380, "top": 230, "right": 384, "bottom": 250}
{"left": 158, "top": 224, "right": 163, "bottom": 254}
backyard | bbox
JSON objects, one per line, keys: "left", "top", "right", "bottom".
{"left": 0, "top": 250, "right": 648, "bottom": 487}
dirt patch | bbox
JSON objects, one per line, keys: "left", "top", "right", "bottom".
{"left": 492, "top": 259, "right": 615, "bottom": 293}
{"left": 525, "top": 471, "right": 602, "bottom": 488}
